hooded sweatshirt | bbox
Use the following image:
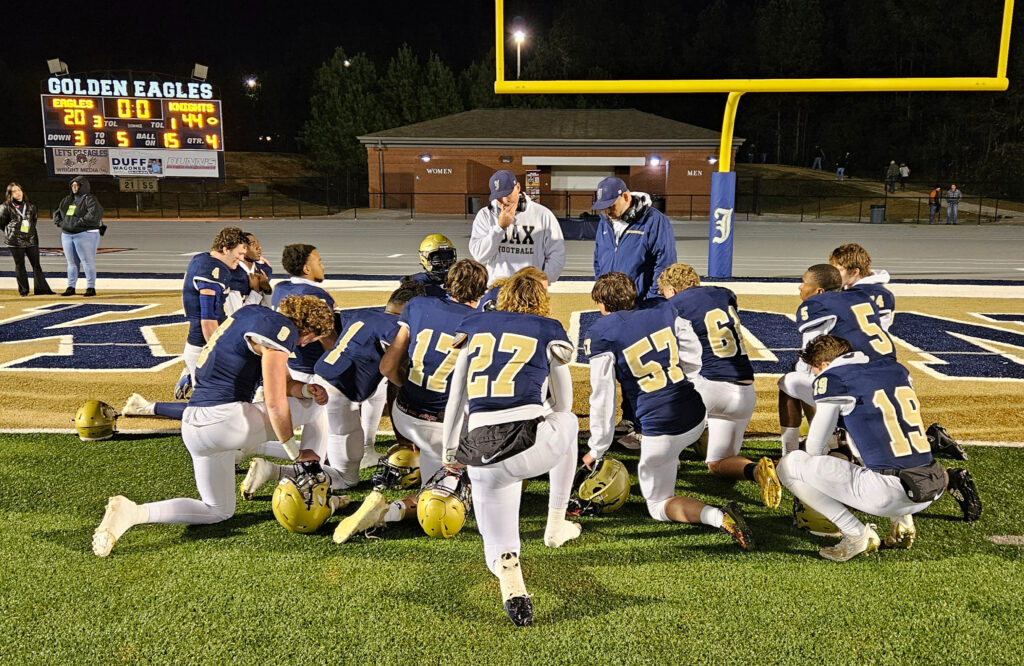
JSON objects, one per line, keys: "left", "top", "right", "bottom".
{"left": 54, "top": 176, "right": 103, "bottom": 234}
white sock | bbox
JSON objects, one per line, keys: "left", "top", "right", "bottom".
{"left": 699, "top": 505, "right": 725, "bottom": 528}
{"left": 498, "top": 552, "right": 527, "bottom": 600}
{"left": 543, "top": 507, "right": 582, "bottom": 548}
{"left": 780, "top": 427, "right": 801, "bottom": 454}
{"left": 383, "top": 500, "right": 406, "bottom": 523}
{"left": 276, "top": 464, "right": 293, "bottom": 481}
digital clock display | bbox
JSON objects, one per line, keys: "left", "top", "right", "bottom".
{"left": 41, "top": 95, "right": 224, "bottom": 151}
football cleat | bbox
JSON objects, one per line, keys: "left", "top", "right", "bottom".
{"left": 333, "top": 491, "right": 388, "bottom": 544}
{"left": 417, "top": 467, "right": 473, "bottom": 538}
{"left": 74, "top": 400, "right": 119, "bottom": 441}
{"left": 793, "top": 498, "right": 841, "bottom": 538}
{"left": 753, "top": 456, "right": 782, "bottom": 508}
{"left": 927, "top": 423, "right": 968, "bottom": 461}
{"left": 121, "top": 393, "right": 155, "bottom": 417}
{"left": 613, "top": 419, "right": 641, "bottom": 451}
{"left": 173, "top": 372, "right": 193, "bottom": 400}
{"left": 92, "top": 496, "right": 142, "bottom": 557}
{"left": 567, "top": 458, "right": 630, "bottom": 516}
{"left": 946, "top": 468, "right": 982, "bottom": 522}
{"left": 240, "top": 457, "right": 280, "bottom": 500}
{"left": 819, "top": 524, "right": 880, "bottom": 562}
{"left": 719, "top": 501, "right": 753, "bottom": 550}
{"left": 498, "top": 551, "right": 533, "bottom": 627}
{"left": 359, "top": 445, "right": 381, "bottom": 470}
{"left": 884, "top": 515, "right": 917, "bottom": 549}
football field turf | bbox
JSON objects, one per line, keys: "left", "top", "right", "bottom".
{"left": 2, "top": 433, "right": 1021, "bottom": 664}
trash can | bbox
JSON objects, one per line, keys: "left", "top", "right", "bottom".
{"left": 467, "top": 196, "right": 482, "bottom": 215}
{"left": 651, "top": 196, "right": 667, "bottom": 213}
{"left": 870, "top": 204, "right": 885, "bottom": 224}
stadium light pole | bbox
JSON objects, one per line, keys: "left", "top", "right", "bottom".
{"left": 513, "top": 30, "right": 525, "bottom": 79}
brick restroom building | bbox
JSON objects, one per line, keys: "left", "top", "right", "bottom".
{"left": 358, "top": 108, "right": 741, "bottom": 217}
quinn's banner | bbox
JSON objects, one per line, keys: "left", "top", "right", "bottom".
{"left": 52, "top": 148, "right": 110, "bottom": 176}
{"left": 109, "top": 150, "right": 219, "bottom": 178}
{"left": 707, "top": 171, "right": 737, "bottom": 278}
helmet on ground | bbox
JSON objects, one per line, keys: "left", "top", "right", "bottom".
{"left": 416, "top": 467, "right": 472, "bottom": 538}
{"left": 567, "top": 458, "right": 630, "bottom": 516}
{"left": 371, "top": 442, "right": 421, "bottom": 490}
{"left": 792, "top": 498, "right": 841, "bottom": 538}
{"left": 74, "top": 400, "right": 118, "bottom": 441}
{"left": 272, "top": 462, "right": 338, "bottom": 534}
{"left": 690, "top": 428, "right": 709, "bottom": 461}
{"left": 418, "top": 234, "right": 457, "bottom": 275}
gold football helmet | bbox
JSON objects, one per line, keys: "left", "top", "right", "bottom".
{"left": 417, "top": 467, "right": 472, "bottom": 538}
{"left": 73, "top": 400, "right": 118, "bottom": 442}
{"left": 371, "top": 442, "right": 421, "bottom": 490}
{"left": 272, "top": 463, "right": 345, "bottom": 534}
{"left": 418, "top": 234, "right": 457, "bottom": 274}
{"left": 568, "top": 458, "right": 630, "bottom": 516}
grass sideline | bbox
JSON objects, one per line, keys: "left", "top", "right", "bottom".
{"left": 1, "top": 433, "right": 1021, "bottom": 664}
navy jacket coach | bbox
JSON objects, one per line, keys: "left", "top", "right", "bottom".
{"left": 593, "top": 195, "right": 677, "bottom": 301}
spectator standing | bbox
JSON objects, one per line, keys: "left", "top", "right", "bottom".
{"left": 52, "top": 176, "right": 104, "bottom": 297}
{"left": 469, "top": 170, "right": 565, "bottom": 284}
{"left": 885, "top": 161, "right": 900, "bottom": 193}
{"left": 835, "top": 153, "right": 850, "bottom": 181}
{"left": 811, "top": 146, "right": 825, "bottom": 171}
{"left": 899, "top": 163, "right": 910, "bottom": 191}
{"left": 1, "top": 183, "right": 54, "bottom": 297}
{"left": 946, "top": 184, "right": 962, "bottom": 224}
{"left": 928, "top": 185, "right": 942, "bottom": 224}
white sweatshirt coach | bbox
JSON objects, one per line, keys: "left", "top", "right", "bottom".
{"left": 469, "top": 194, "right": 566, "bottom": 283}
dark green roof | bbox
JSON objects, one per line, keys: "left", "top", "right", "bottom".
{"left": 358, "top": 109, "right": 739, "bottom": 149}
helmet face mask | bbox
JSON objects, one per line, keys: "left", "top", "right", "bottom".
{"left": 272, "top": 462, "right": 337, "bottom": 534}
{"left": 74, "top": 400, "right": 118, "bottom": 441}
{"left": 418, "top": 234, "right": 457, "bottom": 277}
{"left": 371, "top": 443, "right": 421, "bottom": 490}
{"left": 416, "top": 467, "right": 472, "bottom": 538}
{"left": 568, "top": 458, "right": 631, "bottom": 516}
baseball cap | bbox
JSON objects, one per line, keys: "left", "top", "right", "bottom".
{"left": 488, "top": 170, "right": 518, "bottom": 201}
{"left": 590, "top": 177, "right": 629, "bottom": 210}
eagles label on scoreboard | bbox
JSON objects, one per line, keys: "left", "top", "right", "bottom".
{"left": 41, "top": 73, "right": 224, "bottom": 179}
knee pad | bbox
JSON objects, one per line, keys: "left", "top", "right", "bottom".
{"left": 776, "top": 450, "right": 808, "bottom": 485}
{"left": 646, "top": 497, "right": 671, "bottom": 522}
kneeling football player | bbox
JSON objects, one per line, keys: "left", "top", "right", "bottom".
{"left": 584, "top": 273, "right": 752, "bottom": 548}
{"left": 776, "top": 334, "right": 981, "bottom": 562}
{"left": 441, "top": 271, "right": 582, "bottom": 627}
{"left": 92, "top": 295, "right": 335, "bottom": 557}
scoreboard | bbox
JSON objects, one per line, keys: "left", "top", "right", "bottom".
{"left": 42, "top": 96, "right": 223, "bottom": 151}
{"left": 41, "top": 73, "right": 224, "bottom": 179}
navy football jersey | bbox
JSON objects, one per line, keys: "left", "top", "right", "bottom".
{"left": 315, "top": 310, "right": 400, "bottom": 402}
{"left": 230, "top": 264, "right": 252, "bottom": 297}
{"left": 272, "top": 278, "right": 336, "bottom": 374}
{"left": 477, "top": 285, "right": 501, "bottom": 311}
{"left": 812, "top": 354, "right": 933, "bottom": 470}
{"left": 585, "top": 300, "right": 705, "bottom": 436}
{"left": 669, "top": 286, "right": 754, "bottom": 382}
{"left": 848, "top": 281, "right": 895, "bottom": 329}
{"left": 454, "top": 311, "right": 571, "bottom": 414}
{"left": 398, "top": 296, "right": 476, "bottom": 413}
{"left": 797, "top": 290, "right": 896, "bottom": 361}
{"left": 407, "top": 272, "right": 447, "bottom": 299}
{"left": 190, "top": 306, "right": 297, "bottom": 407}
{"left": 182, "top": 253, "right": 233, "bottom": 347}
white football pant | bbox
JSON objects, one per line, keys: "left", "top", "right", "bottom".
{"left": 312, "top": 376, "right": 362, "bottom": 488}
{"left": 144, "top": 398, "right": 324, "bottom": 525}
{"left": 288, "top": 368, "right": 328, "bottom": 459}
{"left": 640, "top": 417, "right": 707, "bottom": 521}
{"left": 360, "top": 378, "right": 388, "bottom": 452}
{"left": 183, "top": 343, "right": 202, "bottom": 385}
{"left": 392, "top": 407, "right": 444, "bottom": 488}
{"left": 467, "top": 411, "right": 578, "bottom": 576}
{"left": 777, "top": 450, "right": 934, "bottom": 537}
{"left": 690, "top": 376, "right": 755, "bottom": 463}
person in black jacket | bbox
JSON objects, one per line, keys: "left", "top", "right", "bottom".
{"left": 2, "top": 183, "right": 54, "bottom": 297}
{"left": 52, "top": 175, "right": 104, "bottom": 297}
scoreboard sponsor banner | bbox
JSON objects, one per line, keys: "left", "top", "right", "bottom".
{"left": 52, "top": 148, "right": 110, "bottom": 176}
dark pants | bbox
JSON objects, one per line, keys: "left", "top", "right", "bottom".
{"left": 9, "top": 246, "right": 54, "bottom": 296}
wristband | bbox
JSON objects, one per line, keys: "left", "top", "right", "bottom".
{"left": 301, "top": 384, "right": 314, "bottom": 399}
{"left": 281, "top": 437, "right": 300, "bottom": 460}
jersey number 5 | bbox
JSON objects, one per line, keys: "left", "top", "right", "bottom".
{"left": 623, "top": 328, "right": 685, "bottom": 393}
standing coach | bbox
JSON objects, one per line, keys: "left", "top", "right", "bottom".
{"left": 469, "top": 170, "right": 565, "bottom": 284}
{"left": 591, "top": 177, "right": 676, "bottom": 301}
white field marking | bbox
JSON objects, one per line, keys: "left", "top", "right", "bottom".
{"left": 739, "top": 436, "right": 1024, "bottom": 449}
{"left": 387, "top": 253, "right": 403, "bottom": 258}
{"left": 4, "top": 278, "right": 1024, "bottom": 297}
{"left": 179, "top": 251, "right": 202, "bottom": 256}
{"left": 988, "top": 536, "right": 1024, "bottom": 546}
